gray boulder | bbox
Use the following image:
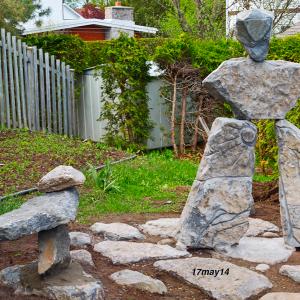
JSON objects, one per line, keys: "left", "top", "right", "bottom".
{"left": 69, "top": 232, "right": 92, "bottom": 247}
{"left": 177, "top": 118, "right": 255, "bottom": 250}
{"left": 110, "top": 269, "right": 167, "bottom": 294}
{"left": 38, "top": 225, "right": 71, "bottom": 275}
{"left": 154, "top": 257, "right": 272, "bottom": 300}
{"left": 246, "top": 218, "right": 279, "bottom": 237}
{"left": 90, "top": 222, "right": 145, "bottom": 241}
{"left": 203, "top": 58, "right": 300, "bottom": 120}
{"left": 276, "top": 120, "right": 300, "bottom": 247}
{"left": 0, "top": 262, "right": 104, "bottom": 300}
{"left": 93, "top": 241, "right": 190, "bottom": 264}
{"left": 71, "top": 249, "right": 95, "bottom": 267}
{"left": 236, "top": 9, "right": 273, "bottom": 62}
{"left": 279, "top": 265, "right": 300, "bottom": 283}
{"left": 37, "top": 165, "right": 85, "bottom": 192}
{"left": 0, "top": 188, "right": 79, "bottom": 241}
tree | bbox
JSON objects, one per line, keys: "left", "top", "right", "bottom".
{"left": 0, "top": 0, "right": 50, "bottom": 34}
{"left": 230, "top": 0, "right": 300, "bottom": 33}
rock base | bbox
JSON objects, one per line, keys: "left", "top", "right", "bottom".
{"left": 0, "top": 261, "right": 104, "bottom": 300}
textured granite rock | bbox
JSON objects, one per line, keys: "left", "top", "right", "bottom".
{"left": 93, "top": 241, "right": 190, "bottom": 264}
{"left": 203, "top": 58, "right": 300, "bottom": 120}
{"left": 279, "top": 265, "right": 300, "bottom": 283}
{"left": 255, "top": 264, "right": 270, "bottom": 273}
{"left": 236, "top": 9, "right": 273, "bottom": 62}
{"left": 38, "top": 225, "right": 71, "bottom": 275}
{"left": 71, "top": 250, "right": 95, "bottom": 267}
{"left": 110, "top": 269, "right": 167, "bottom": 294}
{"left": 140, "top": 218, "right": 180, "bottom": 238}
{"left": 260, "top": 293, "right": 300, "bottom": 300}
{"left": 69, "top": 232, "right": 92, "bottom": 247}
{"left": 222, "top": 237, "right": 295, "bottom": 265}
{"left": 0, "top": 188, "right": 79, "bottom": 241}
{"left": 0, "top": 262, "right": 104, "bottom": 300}
{"left": 37, "top": 165, "right": 85, "bottom": 192}
{"left": 196, "top": 118, "right": 257, "bottom": 180}
{"left": 276, "top": 120, "right": 300, "bottom": 247}
{"left": 90, "top": 222, "right": 145, "bottom": 241}
{"left": 246, "top": 218, "right": 279, "bottom": 237}
{"left": 154, "top": 257, "right": 272, "bottom": 300}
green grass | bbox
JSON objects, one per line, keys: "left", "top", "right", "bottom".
{"left": 78, "top": 151, "right": 198, "bottom": 222}
{"left": 0, "top": 197, "right": 25, "bottom": 215}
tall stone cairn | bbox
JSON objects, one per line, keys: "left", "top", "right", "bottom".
{"left": 178, "top": 8, "right": 300, "bottom": 249}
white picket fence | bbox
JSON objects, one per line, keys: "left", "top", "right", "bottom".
{"left": 0, "top": 29, "right": 76, "bottom": 136}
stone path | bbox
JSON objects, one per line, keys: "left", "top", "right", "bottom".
{"left": 279, "top": 265, "right": 300, "bottom": 283}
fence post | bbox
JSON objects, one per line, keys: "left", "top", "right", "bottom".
{"left": 0, "top": 34, "right": 4, "bottom": 127}
{"left": 26, "top": 47, "right": 34, "bottom": 130}
{"left": 70, "top": 69, "right": 76, "bottom": 136}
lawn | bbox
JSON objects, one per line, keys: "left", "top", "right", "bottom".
{"left": 0, "top": 129, "right": 277, "bottom": 223}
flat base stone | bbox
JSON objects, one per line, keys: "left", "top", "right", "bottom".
{"left": 154, "top": 257, "right": 272, "bottom": 300}
{"left": 69, "top": 232, "right": 92, "bottom": 247}
{"left": 0, "top": 262, "right": 104, "bottom": 300}
{"left": 246, "top": 218, "right": 279, "bottom": 237}
{"left": 139, "top": 218, "right": 180, "bottom": 238}
{"left": 222, "top": 237, "right": 295, "bottom": 265}
{"left": 110, "top": 269, "right": 167, "bottom": 294}
{"left": 93, "top": 241, "right": 190, "bottom": 264}
{"left": 279, "top": 265, "right": 300, "bottom": 283}
{"left": 260, "top": 293, "right": 300, "bottom": 300}
{"left": 90, "top": 222, "right": 145, "bottom": 241}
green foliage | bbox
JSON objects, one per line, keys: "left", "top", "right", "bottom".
{"left": 87, "top": 161, "right": 120, "bottom": 192}
{"left": 98, "top": 34, "right": 152, "bottom": 148}
{"left": 0, "top": 0, "right": 49, "bottom": 34}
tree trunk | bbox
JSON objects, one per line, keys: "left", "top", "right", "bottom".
{"left": 171, "top": 75, "right": 178, "bottom": 157}
{"left": 179, "top": 86, "right": 188, "bottom": 154}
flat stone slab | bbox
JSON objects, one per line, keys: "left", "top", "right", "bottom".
{"left": 203, "top": 58, "right": 300, "bottom": 120}
{"left": 93, "top": 241, "right": 190, "bottom": 264}
{"left": 139, "top": 218, "right": 180, "bottom": 238}
{"left": 110, "top": 269, "right": 167, "bottom": 294}
{"left": 279, "top": 265, "right": 300, "bottom": 283}
{"left": 154, "top": 257, "right": 272, "bottom": 300}
{"left": 246, "top": 218, "right": 279, "bottom": 237}
{"left": 0, "top": 188, "right": 79, "bottom": 241}
{"left": 276, "top": 120, "right": 300, "bottom": 247}
{"left": 223, "top": 237, "right": 295, "bottom": 265}
{"left": 255, "top": 264, "right": 270, "bottom": 273}
{"left": 0, "top": 262, "right": 104, "bottom": 300}
{"left": 37, "top": 165, "right": 86, "bottom": 192}
{"left": 90, "top": 222, "right": 145, "bottom": 241}
{"left": 71, "top": 250, "right": 95, "bottom": 267}
{"left": 69, "top": 232, "right": 92, "bottom": 247}
{"left": 260, "top": 293, "right": 300, "bottom": 300}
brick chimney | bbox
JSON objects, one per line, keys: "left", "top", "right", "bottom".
{"left": 105, "top": 2, "right": 134, "bottom": 22}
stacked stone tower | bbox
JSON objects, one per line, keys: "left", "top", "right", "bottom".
{"left": 177, "top": 9, "right": 300, "bottom": 250}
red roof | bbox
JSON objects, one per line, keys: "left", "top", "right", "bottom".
{"left": 76, "top": 4, "right": 105, "bottom": 19}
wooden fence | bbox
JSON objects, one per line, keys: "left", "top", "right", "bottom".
{"left": 0, "top": 29, "right": 76, "bottom": 136}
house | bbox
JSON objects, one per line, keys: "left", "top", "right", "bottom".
{"left": 226, "top": 0, "right": 300, "bottom": 36}
{"left": 278, "top": 22, "right": 300, "bottom": 37}
{"left": 22, "top": 0, "right": 158, "bottom": 41}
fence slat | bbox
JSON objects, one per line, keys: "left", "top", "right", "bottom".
{"left": 56, "top": 59, "right": 62, "bottom": 135}
{"left": 7, "top": 32, "right": 16, "bottom": 128}
{"left": 66, "top": 65, "right": 72, "bottom": 136}
{"left": 39, "top": 49, "right": 46, "bottom": 131}
{"left": 51, "top": 55, "right": 57, "bottom": 133}
{"left": 12, "top": 36, "right": 22, "bottom": 128}
{"left": 0, "top": 32, "right": 4, "bottom": 127}
{"left": 45, "top": 53, "right": 52, "bottom": 133}
{"left": 70, "top": 70, "right": 76, "bottom": 135}
{"left": 62, "top": 62, "right": 68, "bottom": 135}
{"left": 23, "top": 43, "right": 30, "bottom": 129}
{"left": 33, "top": 46, "right": 39, "bottom": 131}
{"left": 18, "top": 40, "right": 27, "bottom": 128}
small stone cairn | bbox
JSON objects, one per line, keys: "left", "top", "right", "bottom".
{"left": 0, "top": 166, "right": 105, "bottom": 300}
{"left": 177, "top": 9, "right": 300, "bottom": 250}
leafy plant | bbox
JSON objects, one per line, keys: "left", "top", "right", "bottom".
{"left": 87, "top": 161, "right": 119, "bottom": 192}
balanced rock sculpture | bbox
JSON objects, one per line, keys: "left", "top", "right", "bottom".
{"left": 0, "top": 166, "right": 105, "bottom": 300}
{"left": 177, "top": 8, "right": 300, "bottom": 250}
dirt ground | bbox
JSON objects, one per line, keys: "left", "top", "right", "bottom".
{"left": 0, "top": 181, "right": 299, "bottom": 300}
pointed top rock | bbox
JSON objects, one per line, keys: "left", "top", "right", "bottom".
{"left": 236, "top": 9, "right": 274, "bottom": 62}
